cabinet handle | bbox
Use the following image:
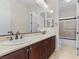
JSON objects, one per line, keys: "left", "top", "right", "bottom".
{"left": 27, "top": 49, "right": 29, "bottom": 52}
{"left": 30, "top": 47, "right": 32, "bottom": 50}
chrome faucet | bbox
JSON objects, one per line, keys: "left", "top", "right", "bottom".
{"left": 15, "top": 32, "right": 20, "bottom": 39}
{"left": 8, "top": 31, "right": 14, "bottom": 41}
{"left": 20, "top": 34, "right": 24, "bottom": 39}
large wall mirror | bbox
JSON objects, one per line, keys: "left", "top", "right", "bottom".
{"left": 0, "top": 0, "right": 54, "bottom": 36}
{"left": 40, "top": 11, "right": 54, "bottom": 28}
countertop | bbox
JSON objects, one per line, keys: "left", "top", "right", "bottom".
{"left": 0, "top": 28, "right": 56, "bottom": 57}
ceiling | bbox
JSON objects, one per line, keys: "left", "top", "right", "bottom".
{"left": 59, "top": 0, "right": 77, "bottom": 10}
{"left": 18, "top": 0, "right": 35, "bottom": 7}
{"left": 17, "top": 0, "right": 43, "bottom": 9}
{"left": 16, "top": 0, "right": 76, "bottom": 11}
{"left": 16, "top": 0, "right": 54, "bottom": 11}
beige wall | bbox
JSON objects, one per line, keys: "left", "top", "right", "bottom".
{"left": 0, "top": 0, "right": 11, "bottom": 35}
{"left": 59, "top": 7, "right": 76, "bottom": 18}
{"left": 10, "top": 0, "right": 30, "bottom": 34}
{"left": 49, "top": 0, "right": 59, "bottom": 49}
{"left": 0, "top": 0, "right": 32, "bottom": 35}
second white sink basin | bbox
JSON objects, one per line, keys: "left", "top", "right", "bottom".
{"left": 1, "top": 38, "right": 32, "bottom": 46}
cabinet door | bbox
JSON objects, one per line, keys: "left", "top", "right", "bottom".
{"left": 0, "top": 55, "right": 9, "bottom": 59}
{"left": 41, "top": 46, "right": 48, "bottom": 59}
{"left": 47, "top": 36, "right": 56, "bottom": 57}
{"left": 49, "top": 36, "right": 55, "bottom": 56}
{"left": 10, "top": 48, "right": 28, "bottom": 59}
{"left": 49, "top": 36, "right": 55, "bottom": 53}
{"left": 51, "top": 36, "right": 55, "bottom": 52}
{"left": 47, "top": 38, "right": 52, "bottom": 57}
{"left": 29, "top": 42, "right": 41, "bottom": 59}
{"left": 41, "top": 38, "right": 52, "bottom": 58}
{"left": 41, "top": 40, "right": 48, "bottom": 59}
{"left": 0, "top": 48, "right": 29, "bottom": 59}
{"left": 26, "top": 48, "right": 29, "bottom": 59}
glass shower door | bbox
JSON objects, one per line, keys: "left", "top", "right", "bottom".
{"left": 76, "top": 1, "right": 79, "bottom": 55}
{"left": 76, "top": 16, "right": 79, "bottom": 55}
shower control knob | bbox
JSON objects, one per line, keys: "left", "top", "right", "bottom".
{"left": 77, "top": 32, "right": 79, "bottom": 34}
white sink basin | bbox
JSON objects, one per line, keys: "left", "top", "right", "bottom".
{"left": 1, "top": 38, "right": 32, "bottom": 46}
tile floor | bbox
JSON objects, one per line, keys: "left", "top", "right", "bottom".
{"left": 49, "top": 46, "right": 79, "bottom": 59}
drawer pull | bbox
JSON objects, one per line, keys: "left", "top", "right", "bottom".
{"left": 30, "top": 47, "right": 32, "bottom": 50}
{"left": 27, "top": 49, "right": 29, "bottom": 52}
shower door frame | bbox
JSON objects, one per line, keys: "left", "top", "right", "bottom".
{"left": 76, "top": 0, "right": 79, "bottom": 55}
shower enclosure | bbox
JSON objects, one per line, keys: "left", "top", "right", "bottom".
{"left": 59, "top": 0, "right": 79, "bottom": 55}
{"left": 76, "top": 1, "right": 79, "bottom": 55}
{"left": 59, "top": 17, "right": 76, "bottom": 40}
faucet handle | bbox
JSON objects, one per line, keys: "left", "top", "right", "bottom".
{"left": 8, "top": 31, "right": 14, "bottom": 35}
{"left": 15, "top": 31, "right": 20, "bottom": 39}
{"left": 20, "top": 34, "right": 24, "bottom": 39}
{"left": 16, "top": 31, "right": 20, "bottom": 35}
{"left": 7, "top": 36, "right": 13, "bottom": 41}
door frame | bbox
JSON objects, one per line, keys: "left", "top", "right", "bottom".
{"left": 76, "top": 0, "right": 79, "bottom": 55}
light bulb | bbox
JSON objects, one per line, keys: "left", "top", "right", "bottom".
{"left": 43, "top": 2, "right": 46, "bottom": 6}
{"left": 65, "top": 0, "right": 71, "bottom": 2}
{"left": 45, "top": 5, "right": 48, "bottom": 8}
{"left": 40, "top": 0, "right": 44, "bottom": 4}
{"left": 50, "top": 10, "right": 53, "bottom": 13}
{"left": 37, "top": 0, "right": 41, "bottom": 3}
{"left": 38, "top": 0, "right": 41, "bottom": 2}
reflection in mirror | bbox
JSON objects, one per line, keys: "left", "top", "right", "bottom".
{"left": 0, "top": 0, "right": 11, "bottom": 35}
{"left": 0, "top": 0, "right": 54, "bottom": 36}
{"left": 47, "top": 12, "right": 54, "bottom": 27}
{"left": 0, "top": 0, "right": 45, "bottom": 35}
{"left": 40, "top": 11, "right": 54, "bottom": 28}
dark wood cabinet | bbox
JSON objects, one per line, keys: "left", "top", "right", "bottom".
{"left": 0, "top": 55, "right": 9, "bottom": 59}
{"left": 47, "top": 38, "right": 52, "bottom": 57}
{"left": 0, "top": 36, "right": 56, "bottom": 59}
{"left": 41, "top": 36, "right": 56, "bottom": 58}
{"left": 26, "top": 48, "right": 29, "bottom": 59}
{"left": 51, "top": 36, "right": 55, "bottom": 52}
{"left": 0, "top": 48, "right": 29, "bottom": 59}
{"left": 47, "top": 36, "right": 55, "bottom": 57}
{"left": 10, "top": 48, "right": 28, "bottom": 59}
{"left": 29, "top": 42, "right": 41, "bottom": 59}
{"left": 41, "top": 39, "right": 48, "bottom": 59}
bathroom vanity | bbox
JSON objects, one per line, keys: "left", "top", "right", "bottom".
{"left": 0, "top": 0, "right": 57, "bottom": 59}
{"left": 0, "top": 35, "right": 55, "bottom": 59}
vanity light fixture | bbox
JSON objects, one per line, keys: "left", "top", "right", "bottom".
{"left": 38, "top": 0, "right": 41, "bottom": 2}
{"left": 50, "top": 10, "right": 53, "bottom": 13}
{"left": 45, "top": 4, "right": 48, "bottom": 8}
{"left": 40, "top": 0, "right": 44, "bottom": 4}
{"left": 37, "top": 0, "right": 48, "bottom": 9}
{"left": 65, "top": 0, "right": 71, "bottom": 2}
{"left": 43, "top": 2, "right": 46, "bottom": 6}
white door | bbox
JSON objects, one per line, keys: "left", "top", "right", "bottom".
{"left": 31, "top": 12, "right": 39, "bottom": 32}
{"left": 76, "top": 1, "right": 79, "bottom": 55}
{"left": 76, "top": 17, "right": 79, "bottom": 55}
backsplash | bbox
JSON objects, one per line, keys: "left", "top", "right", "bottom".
{"left": 0, "top": 33, "right": 42, "bottom": 42}
{"left": 0, "top": 27, "right": 56, "bottom": 42}
{"left": 0, "top": 36, "right": 15, "bottom": 42}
